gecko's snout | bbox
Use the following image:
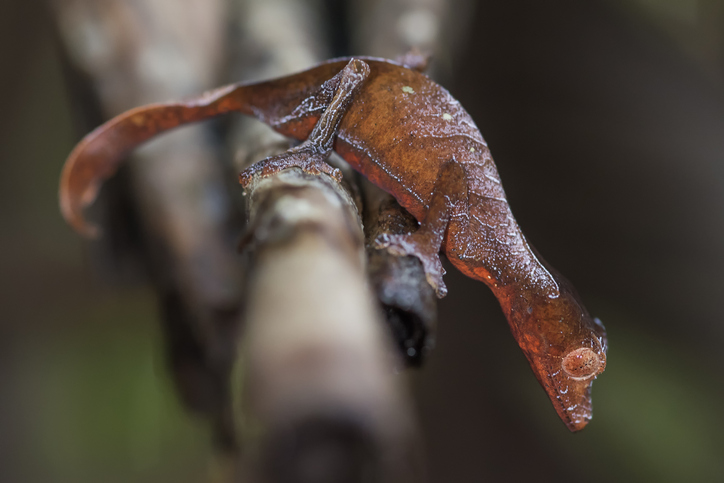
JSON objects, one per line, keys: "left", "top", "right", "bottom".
{"left": 562, "top": 347, "right": 604, "bottom": 380}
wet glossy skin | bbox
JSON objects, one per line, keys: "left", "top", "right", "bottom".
{"left": 59, "top": 57, "right": 607, "bottom": 431}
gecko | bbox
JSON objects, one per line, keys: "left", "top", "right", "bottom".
{"left": 59, "top": 57, "right": 607, "bottom": 432}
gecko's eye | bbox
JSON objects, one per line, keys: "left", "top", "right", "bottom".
{"left": 562, "top": 347, "right": 602, "bottom": 380}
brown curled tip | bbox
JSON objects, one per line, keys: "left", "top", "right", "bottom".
{"left": 59, "top": 129, "right": 108, "bottom": 239}
{"left": 58, "top": 82, "right": 246, "bottom": 238}
{"left": 562, "top": 348, "right": 604, "bottom": 380}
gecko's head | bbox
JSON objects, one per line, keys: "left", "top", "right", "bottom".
{"left": 509, "top": 280, "right": 607, "bottom": 432}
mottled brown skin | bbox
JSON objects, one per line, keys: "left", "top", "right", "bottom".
{"left": 59, "top": 57, "right": 607, "bottom": 431}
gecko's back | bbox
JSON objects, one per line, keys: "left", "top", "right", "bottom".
{"left": 329, "top": 61, "right": 544, "bottom": 294}
{"left": 60, "top": 57, "right": 502, "bottom": 238}
{"left": 240, "top": 57, "right": 508, "bottom": 227}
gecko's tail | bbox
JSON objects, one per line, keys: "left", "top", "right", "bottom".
{"left": 58, "top": 59, "right": 356, "bottom": 237}
{"left": 59, "top": 84, "right": 244, "bottom": 238}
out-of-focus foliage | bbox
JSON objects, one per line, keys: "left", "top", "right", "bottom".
{"left": 18, "top": 290, "right": 211, "bottom": 483}
{"left": 614, "top": 0, "right": 724, "bottom": 79}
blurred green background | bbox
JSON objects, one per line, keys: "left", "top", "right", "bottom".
{"left": 1, "top": 0, "right": 723, "bottom": 482}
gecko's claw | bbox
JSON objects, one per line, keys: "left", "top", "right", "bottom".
{"left": 375, "top": 233, "right": 447, "bottom": 298}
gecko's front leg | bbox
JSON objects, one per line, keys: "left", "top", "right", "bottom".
{"left": 376, "top": 160, "right": 470, "bottom": 298}
{"left": 239, "top": 59, "right": 370, "bottom": 188}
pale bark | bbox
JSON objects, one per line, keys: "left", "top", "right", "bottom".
{"left": 228, "top": 2, "right": 418, "bottom": 480}
{"left": 53, "top": 0, "right": 242, "bottom": 449}
{"left": 237, "top": 170, "right": 416, "bottom": 482}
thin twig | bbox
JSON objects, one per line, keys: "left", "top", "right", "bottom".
{"left": 238, "top": 169, "right": 417, "bottom": 482}
{"left": 227, "top": 1, "right": 419, "bottom": 479}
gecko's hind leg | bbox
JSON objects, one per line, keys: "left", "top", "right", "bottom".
{"left": 375, "top": 160, "right": 469, "bottom": 298}
{"left": 239, "top": 59, "right": 370, "bottom": 188}
{"left": 239, "top": 146, "right": 343, "bottom": 187}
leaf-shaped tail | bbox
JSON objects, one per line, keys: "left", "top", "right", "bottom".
{"left": 59, "top": 58, "right": 356, "bottom": 237}
{"left": 59, "top": 84, "right": 251, "bottom": 237}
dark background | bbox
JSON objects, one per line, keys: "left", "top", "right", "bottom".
{"left": 1, "top": 0, "right": 723, "bottom": 482}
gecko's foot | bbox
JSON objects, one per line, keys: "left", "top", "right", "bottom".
{"left": 375, "top": 233, "right": 447, "bottom": 298}
{"left": 239, "top": 150, "right": 342, "bottom": 188}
